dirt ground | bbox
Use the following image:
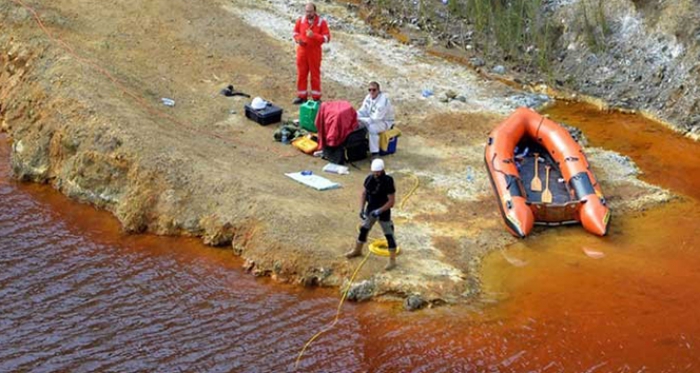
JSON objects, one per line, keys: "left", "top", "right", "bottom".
{"left": 0, "top": 0, "right": 672, "bottom": 305}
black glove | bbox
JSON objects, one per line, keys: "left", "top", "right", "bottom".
{"left": 370, "top": 209, "right": 382, "bottom": 217}
{"left": 359, "top": 210, "right": 367, "bottom": 220}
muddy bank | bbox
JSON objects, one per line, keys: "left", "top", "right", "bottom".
{"left": 0, "top": 0, "right": 673, "bottom": 306}
{"left": 352, "top": 0, "right": 700, "bottom": 139}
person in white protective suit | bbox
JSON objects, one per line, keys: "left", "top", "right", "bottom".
{"left": 356, "top": 81, "right": 395, "bottom": 156}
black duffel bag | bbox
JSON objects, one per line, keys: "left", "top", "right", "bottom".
{"left": 323, "top": 127, "right": 369, "bottom": 165}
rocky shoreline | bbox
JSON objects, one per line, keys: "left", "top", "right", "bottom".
{"left": 0, "top": 0, "right": 676, "bottom": 309}
{"left": 348, "top": 0, "right": 699, "bottom": 139}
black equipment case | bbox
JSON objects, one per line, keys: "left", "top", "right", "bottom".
{"left": 244, "top": 103, "right": 283, "bottom": 125}
{"left": 323, "top": 127, "right": 369, "bottom": 165}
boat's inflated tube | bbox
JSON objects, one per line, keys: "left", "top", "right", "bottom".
{"left": 484, "top": 107, "right": 610, "bottom": 237}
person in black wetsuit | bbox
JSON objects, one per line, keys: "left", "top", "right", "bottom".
{"left": 345, "top": 158, "right": 398, "bottom": 270}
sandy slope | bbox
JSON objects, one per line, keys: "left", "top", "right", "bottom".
{"left": 0, "top": 0, "right": 671, "bottom": 304}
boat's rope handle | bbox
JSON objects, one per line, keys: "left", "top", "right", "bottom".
{"left": 535, "top": 116, "right": 546, "bottom": 142}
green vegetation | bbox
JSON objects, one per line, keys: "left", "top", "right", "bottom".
{"left": 365, "top": 0, "right": 611, "bottom": 76}
{"left": 368, "top": 0, "right": 607, "bottom": 78}
{"left": 372, "top": 0, "right": 561, "bottom": 73}
{"left": 579, "top": 0, "right": 610, "bottom": 53}
{"left": 449, "top": 0, "right": 558, "bottom": 71}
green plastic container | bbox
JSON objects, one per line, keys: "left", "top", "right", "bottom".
{"left": 299, "top": 100, "right": 320, "bottom": 132}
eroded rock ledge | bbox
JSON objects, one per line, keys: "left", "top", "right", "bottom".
{"left": 0, "top": 0, "right": 675, "bottom": 306}
{"left": 349, "top": 0, "right": 700, "bottom": 139}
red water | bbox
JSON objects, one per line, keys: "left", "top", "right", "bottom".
{"left": 2, "top": 101, "right": 700, "bottom": 372}
{"left": 544, "top": 102, "right": 700, "bottom": 200}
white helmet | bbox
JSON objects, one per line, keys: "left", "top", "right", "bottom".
{"left": 371, "top": 158, "right": 385, "bottom": 172}
{"left": 251, "top": 97, "right": 267, "bottom": 110}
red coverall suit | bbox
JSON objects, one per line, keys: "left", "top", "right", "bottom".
{"left": 293, "top": 15, "right": 330, "bottom": 101}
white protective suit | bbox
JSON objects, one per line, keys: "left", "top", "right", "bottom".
{"left": 357, "top": 92, "right": 395, "bottom": 154}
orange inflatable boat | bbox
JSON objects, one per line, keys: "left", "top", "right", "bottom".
{"left": 484, "top": 107, "right": 610, "bottom": 237}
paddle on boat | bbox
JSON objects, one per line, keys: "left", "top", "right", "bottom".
{"left": 484, "top": 107, "right": 611, "bottom": 238}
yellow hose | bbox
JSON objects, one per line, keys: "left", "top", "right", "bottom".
{"left": 295, "top": 251, "right": 371, "bottom": 368}
{"left": 399, "top": 172, "right": 420, "bottom": 210}
{"left": 368, "top": 239, "right": 401, "bottom": 257}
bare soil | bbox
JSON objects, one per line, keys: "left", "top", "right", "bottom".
{"left": 0, "top": 0, "right": 672, "bottom": 305}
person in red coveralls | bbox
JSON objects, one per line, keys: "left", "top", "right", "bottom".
{"left": 292, "top": 3, "right": 331, "bottom": 104}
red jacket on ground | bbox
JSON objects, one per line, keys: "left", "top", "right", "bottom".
{"left": 315, "top": 101, "right": 358, "bottom": 149}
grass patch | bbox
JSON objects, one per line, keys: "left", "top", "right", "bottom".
{"left": 365, "top": 0, "right": 567, "bottom": 77}
{"left": 578, "top": 0, "right": 610, "bottom": 53}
